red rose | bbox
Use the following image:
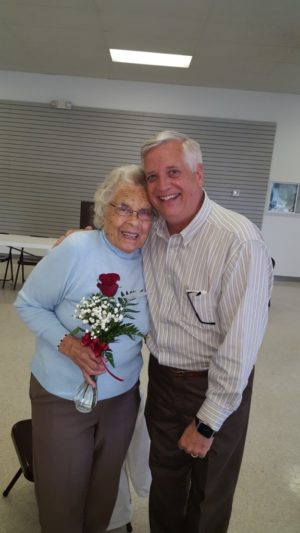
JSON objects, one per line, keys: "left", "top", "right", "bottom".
{"left": 97, "top": 273, "right": 120, "bottom": 297}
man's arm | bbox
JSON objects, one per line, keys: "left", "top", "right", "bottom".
{"left": 178, "top": 239, "right": 273, "bottom": 457}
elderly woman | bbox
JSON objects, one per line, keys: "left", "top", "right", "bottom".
{"left": 14, "top": 164, "right": 153, "bottom": 533}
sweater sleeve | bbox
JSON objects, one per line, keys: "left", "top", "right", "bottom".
{"left": 14, "top": 236, "right": 80, "bottom": 349}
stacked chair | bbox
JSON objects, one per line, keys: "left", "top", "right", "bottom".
{"left": 13, "top": 249, "right": 42, "bottom": 290}
{"left": 0, "top": 246, "right": 14, "bottom": 288}
{"left": 3, "top": 419, "right": 33, "bottom": 497}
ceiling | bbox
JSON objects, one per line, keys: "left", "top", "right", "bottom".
{"left": 1, "top": 0, "right": 300, "bottom": 94}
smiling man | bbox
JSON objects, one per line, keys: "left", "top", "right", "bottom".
{"left": 143, "top": 137, "right": 204, "bottom": 234}
{"left": 141, "top": 131, "right": 273, "bottom": 533}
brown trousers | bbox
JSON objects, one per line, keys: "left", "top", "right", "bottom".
{"left": 30, "top": 375, "right": 140, "bottom": 533}
{"left": 145, "top": 355, "right": 254, "bottom": 533}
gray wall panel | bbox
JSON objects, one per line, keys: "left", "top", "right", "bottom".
{"left": 0, "top": 101, "right": 276, "bottom": 236}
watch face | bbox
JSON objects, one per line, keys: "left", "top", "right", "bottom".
{"left": 197, "top": 422, "right": 215, "bottom": 438}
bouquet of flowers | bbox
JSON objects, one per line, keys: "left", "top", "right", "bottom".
{"left": 72, "top": 273, "right": 144, "bottom": 413}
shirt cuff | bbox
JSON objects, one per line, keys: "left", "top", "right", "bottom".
{"left": 196, "top": 398, "right": 234, "bottom": 432}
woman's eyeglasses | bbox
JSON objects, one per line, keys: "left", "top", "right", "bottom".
{"left": 110, "top": 203, "right": 154, "bottom": 221}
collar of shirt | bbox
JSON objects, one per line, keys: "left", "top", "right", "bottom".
{"left": 154, "top": 191, "right": 213, "bottom": 246}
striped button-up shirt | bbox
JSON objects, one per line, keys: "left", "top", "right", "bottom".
{"left": 142, "top": 193, "right": 273, "bottom": 431}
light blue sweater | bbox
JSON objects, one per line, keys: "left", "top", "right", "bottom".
{"left": 15, "top": 230, "right": 149, "bottom": 401}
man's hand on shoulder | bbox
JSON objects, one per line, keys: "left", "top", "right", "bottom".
{"left": 53, "top": 226, "right": 93, "bottom": 247}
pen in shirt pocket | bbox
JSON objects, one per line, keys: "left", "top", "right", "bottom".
{"left": 186, "top": 289, "right": 215, "bottom": 325}
{"left": 186, "top": 289, "right": 207, "bottom": 296}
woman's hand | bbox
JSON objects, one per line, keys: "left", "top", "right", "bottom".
{"left": 58, "top": 334, "right": 106, "bottom": 387}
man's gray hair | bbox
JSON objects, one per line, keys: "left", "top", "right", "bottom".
{"left": 141, "top": 130, "right": 203, "bottom": 171}
{"left": 93, "top": 164, "right": 146, "bottom": 228}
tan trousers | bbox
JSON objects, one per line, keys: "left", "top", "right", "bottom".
{"left": 145, "top": 355, "right": 254, "bottom": 533}
{"left": 30, "top": 375, "right": 140, "bottom": 533}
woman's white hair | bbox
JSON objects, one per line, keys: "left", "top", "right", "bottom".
{"left": 93, "top": 164, "right": 147, "bottom": 228}
{"left": 141, "top": 130, "right": 203, "bottom": 171}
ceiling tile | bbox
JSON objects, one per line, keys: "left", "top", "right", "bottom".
{"left": 1, "top": 0, "right": 300, "bottom": 94}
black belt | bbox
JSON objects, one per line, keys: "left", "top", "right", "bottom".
{"left": 168, "top": 367, "right": 208, "bottom": 378}
{"left": 150, "top": 354, "right": 208, "bottom": 378}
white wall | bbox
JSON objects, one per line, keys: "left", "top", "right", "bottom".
{"left": 1, "top": 71, "right": 300, "bottom": 277}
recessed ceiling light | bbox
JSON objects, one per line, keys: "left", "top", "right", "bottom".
{"left": 109, "top": 49, "right": 192, "bottom": 68}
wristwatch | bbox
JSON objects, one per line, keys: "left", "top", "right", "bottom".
{"left": 195, "top": 417, "right": 216, "bottom": 439}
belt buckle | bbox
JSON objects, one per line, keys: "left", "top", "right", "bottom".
{"left": 171, "top": 368, "right": 185, "bottom": 376}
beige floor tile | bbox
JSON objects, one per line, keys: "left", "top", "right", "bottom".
{"left": 1, "top": 279, "right": 299, "bottom": 533}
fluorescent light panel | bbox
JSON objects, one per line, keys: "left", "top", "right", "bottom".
{"left": 110, "top": 49, "right": 192, "bottom": 68}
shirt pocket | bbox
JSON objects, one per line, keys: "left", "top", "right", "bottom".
{"left": 186, "top": 291, "right": 216, "bottom": 326}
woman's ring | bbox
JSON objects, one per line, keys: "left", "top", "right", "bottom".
{"left": 191, "top": 453, "right": 198, "bottom": 458}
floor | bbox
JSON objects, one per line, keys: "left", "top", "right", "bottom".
{"left": 0, "top": 274, "right": 300, "bottom": 533}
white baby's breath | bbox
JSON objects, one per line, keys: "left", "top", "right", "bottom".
{"left": 72, "top": 284, "right": 143, "bottom": 368}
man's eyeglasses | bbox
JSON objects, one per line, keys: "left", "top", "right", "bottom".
{"left": 110, "top": 203, "right": 154, "bottom": 221}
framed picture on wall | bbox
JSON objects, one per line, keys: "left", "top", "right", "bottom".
{"left": 268, "top": 182, "right": 300, "bottom": 214}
